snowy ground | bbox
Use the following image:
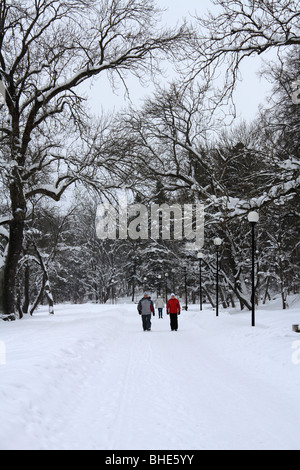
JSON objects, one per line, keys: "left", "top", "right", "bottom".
{"left": 1, "top": 296, "right": 300, "bottom": 450}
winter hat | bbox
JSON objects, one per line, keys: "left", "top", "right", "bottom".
{"left": 171, "top": 293, "right": 175, "bottom": 297}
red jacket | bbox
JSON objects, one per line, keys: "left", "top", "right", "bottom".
{"left": 167, "top": 298, "right": 181, "bottom": 315}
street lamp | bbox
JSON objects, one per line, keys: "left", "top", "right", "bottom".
{"left": 248, "top": 212, "right": 259, "bottom": 327}
{"left": 111, "top": 278, "right": 115, "bottom": 305}
{"left": 197, "top": 252, "right": 204, "bottom": 311}
{"left": 172, "top": 268, "right": 176, "bottom": 293}
{"left": 184, "top": 267, "right": 188, "bottom": 311}
{"left": 158, "top": 274, "right": 162, "bottom": 296}
{"left": 214, "top": 238, "right": 223, "bottom": 317}
{"left": 165, "top": 273, "right": 169, "bottom": 304}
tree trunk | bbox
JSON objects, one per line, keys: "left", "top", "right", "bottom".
{"left": 281, "top": 287, "right": 288, "bottom": 310}
{"left": 44, "top": 280, "right": 54, "bottom": 315}
{"left": 203, "top": 286, "right": 215, "bottom": 309}
{"left": 2, "top": 177, "right": 26, "bottom": 320}
{"left": 30, "top": 275, "right": 46, "bottom": 316}
{"left": 263, "top": 276, "right": 271, "bottom": 305}
{"left": 22, "top": 260, "right": 30, "bottom": 314}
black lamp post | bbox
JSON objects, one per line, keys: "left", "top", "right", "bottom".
{"left": 248, "top": 211, "right": 259, "bottom": 327}
{"left": 111, "top": 278, "right": 115, "bottom": 304}
{"left": 184, "top": 267, "right": 188, "bottom": 311}
{"left": 165, "top": 273, "right": 169, "bottom": 304}
{"left": 197, "top": 252, "right": 204, "bottom": 311}
{"left": 158, "top": 274, "right": 162, "bottom": 296}
{"left": 214, "top": 238, "right": 223, "bottom": 317}
{"left": 172, "top": 268, "right": 176, "bottom": 293}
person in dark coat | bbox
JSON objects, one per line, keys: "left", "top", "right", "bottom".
{"left": 137, "top": 293, "right": 155, "bottom": 331}
{"left": 167, "top": 293, "right": 181, "bottom": 331}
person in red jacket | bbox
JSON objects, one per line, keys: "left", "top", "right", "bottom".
{"left": 167, "top": 294, "right": 181, "bottom": 331}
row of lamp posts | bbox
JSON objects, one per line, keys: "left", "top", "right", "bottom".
{"left": 197, "top": 211, "right": 260, "bottom": 327}
{"left": 157, "top": 273, "right": 170, "bottom": 305}
{"left": 197, "top": 238, "right": 222, "bottom": 316}
{"left": 142, "top": 211, "right": 259, "bottom": 326}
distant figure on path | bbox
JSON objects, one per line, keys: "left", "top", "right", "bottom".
{"left": 138, "top": 293, "right": 155, "bottom": 331}
{"left": 155, "top": 297, "right": 165, "bottom": 319}
{"left": 167, "top": 294, "right": 181, "bottom": 331}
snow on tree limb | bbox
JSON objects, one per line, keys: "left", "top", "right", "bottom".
{"left": 190, "top": 0, "right": 300, "bottom": 96}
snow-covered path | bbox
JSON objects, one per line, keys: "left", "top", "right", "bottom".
{"left": 1, "top": 300, "right": 300, "bottom": 450}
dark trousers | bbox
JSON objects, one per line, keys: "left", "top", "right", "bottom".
{"left": 158, "top": 308, "right": 163, "bottom": 318}
{"left": 142, "top": 314, "right": 151, "bottom": 331}
{"left": 170, "top": 313, "right": 178, "bottom": 331}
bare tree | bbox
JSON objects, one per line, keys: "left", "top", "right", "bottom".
{"left": 115, "top": 82, "right": 299, "bottom": 309}
{"left": 0, "top": 0, "right": 188, "bottom": 319}
{"left": 181, "top": 0, "right": 300, "bottom": 209}
{"left": 191, "top": 0, "right": 300, "bottom": 95}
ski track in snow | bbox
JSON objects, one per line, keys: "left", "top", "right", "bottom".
{"left": 1, "top": 300, "right": 300, "bottom": 450}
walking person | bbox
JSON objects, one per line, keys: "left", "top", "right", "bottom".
{"left": 155, "top": 297, "right": 165, "bottom": 319}
{"left": 167, "top": 293, "right": 181, "bottom": 331}
{"left": 138, "top": 293, "right": 155, "bottom": 331}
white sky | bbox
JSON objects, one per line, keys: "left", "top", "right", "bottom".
{"left": 82, "top": 0, "right": 274, "bottom": 122}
